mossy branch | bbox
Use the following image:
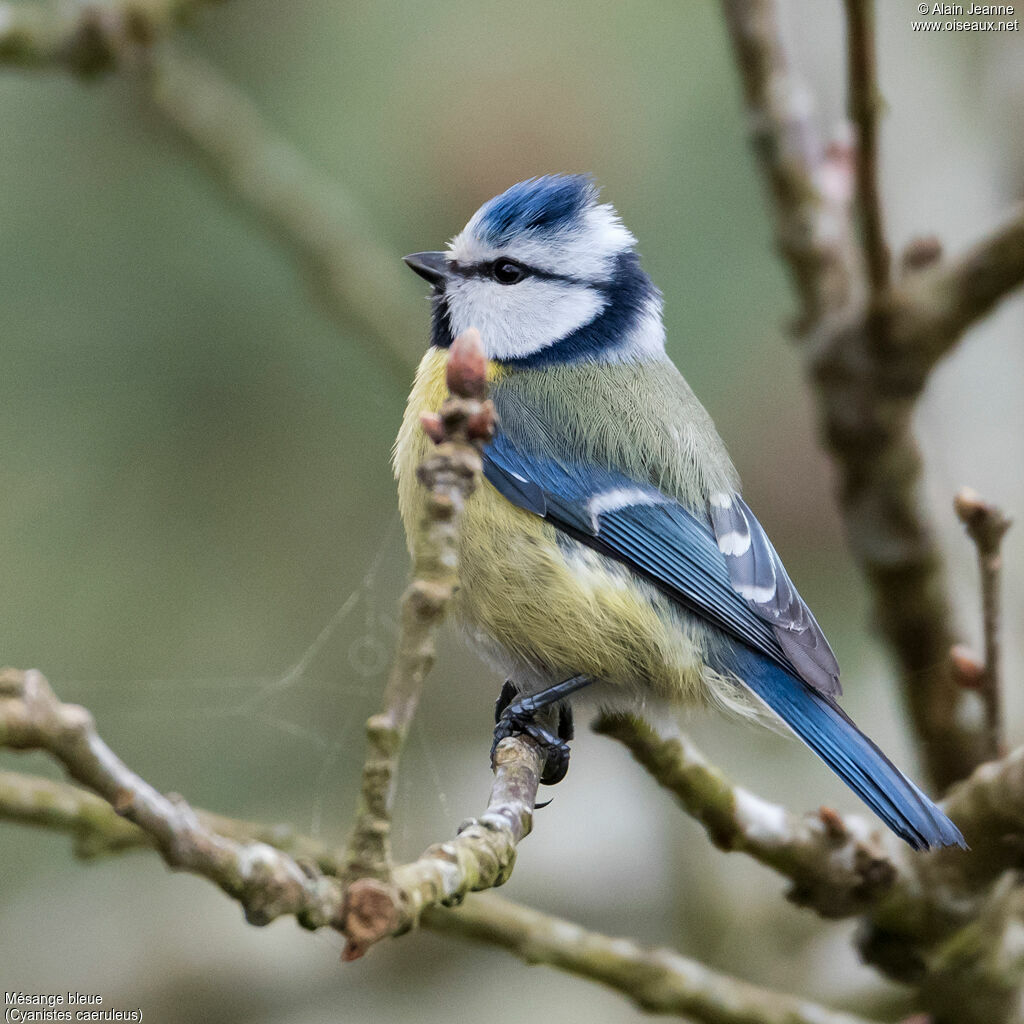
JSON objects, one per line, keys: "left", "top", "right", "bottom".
{"left": 0, "top": 764, "right": 881, "bottom": 1024}
{"left": 593, "top": 712, "right": 900, "bottom": 919}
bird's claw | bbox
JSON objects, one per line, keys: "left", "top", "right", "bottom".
{"left": 491, "top": 683, "right": 574, "bottom": 786}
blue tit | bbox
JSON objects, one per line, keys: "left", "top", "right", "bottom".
{"left": 395, "top": 175, "right": 964, "bottom": 850}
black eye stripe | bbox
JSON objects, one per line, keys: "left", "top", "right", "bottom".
{"left": 446, "top": 259, "right": 591, "bottom": 286}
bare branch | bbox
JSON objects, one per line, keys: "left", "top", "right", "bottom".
{"left": 147, "top": 46, "right": 420, "bottom": 380}
{"left": 593, "top": 713, "right": 900, "bottom": 917}
{"left": 0, "top": 674, "right": 544, "bottom": 952}
{"left": 808, "top": 209, "right": 1024, "bottom": 789}
{"left": 918, "top": 878, "right": 1024, "bottom": 1024}
{"left": 843, "top": 0, "right": 889, "bottom": 297}
{"left": 888, "top": 206, "right": 1024, "bottom": 378}
{"left": 591, "top": 711, "right": 1024, "bottom": 1003}
{"left": 0, "top": 668, "right": 346, "bottom": 929}
{"left": 812, "top": 344, "right": 979, "bottom": 789}
{"left": 721, "top": 0, "right": 853, "bottom": 329}
{"left": 932, "top": 740, "right": 1024, "bottom": 901}
{"left": 344, "top": 329, "right": 496, "bottom": 880}
{"left": 722, "top": 0, "right": 1024, "bottom": 791}
{"left": 0, "top": 769, "right": 149, "bottom": 857}
{"left": 0, "top": 763, "right": 880, "bottom": 1023}
{"left": 10, "top": 733, "right": 1024, "bottom": 1016}
{"left": 0, "top": 0, "right": 223, "bottom": 76}
{"left": 0, "top": 334, "right": 544, "bottom": 959}
{"left": 0, "top": 769, "right": 338, "bottom": 866}
{"left": 426, "top": 893, "right": 881, "bottom": 1024}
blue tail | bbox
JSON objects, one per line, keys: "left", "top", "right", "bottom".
{"left": 720, "top": 647, "right": 965, "bottom": 850}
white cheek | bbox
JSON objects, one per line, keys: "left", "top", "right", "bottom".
{"left": 446, "top": 278, "right": 604, "bottom": 360}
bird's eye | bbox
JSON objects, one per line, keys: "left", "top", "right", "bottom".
{"left": 491, "top": 259, "right": 528, "bottom": 285}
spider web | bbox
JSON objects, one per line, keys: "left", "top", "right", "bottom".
{"left": 57, "top": 511, "right": 454, "bottom": 844}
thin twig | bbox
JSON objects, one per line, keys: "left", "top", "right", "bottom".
{"left": 721, "top": 0, "right": 853, "bottom": 329}
{"left": 0, "top": 769, "right": 338, "bottom": 866}
{"left": 953, "top": 489, "right": 1013, "bottom": 759}
{"left": 426, "top": 893, "right": 881, "bottom": 1024}
{"left": 592, "top": 712, "right": 900, "bottom": 918}
{"left": 343, "top": 329, "right": 495, "bottom": 880}
{"left": 843, "top": 0, "right": 889, "bottom": 298}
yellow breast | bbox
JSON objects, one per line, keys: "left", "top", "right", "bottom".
{"left": 393, "top": 347, "right": 710, "bottom": 701}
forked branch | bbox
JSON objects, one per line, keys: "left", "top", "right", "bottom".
{"left": 722, "top": 0, "right": 1024, "bottom": 790}
{"left": 0, "top": 764, "right": 879, "bottom": 1024}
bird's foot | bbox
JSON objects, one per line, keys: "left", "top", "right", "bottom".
{"left": 492, "top": 680, "right": 575, "bottom": 786}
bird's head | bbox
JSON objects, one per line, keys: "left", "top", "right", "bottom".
{"left": 404, "top": 175, "right": 664, "bottom": 367}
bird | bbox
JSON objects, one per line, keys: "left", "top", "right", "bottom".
{"left": 395, "top": 174, "right": 964, "bottom": 851}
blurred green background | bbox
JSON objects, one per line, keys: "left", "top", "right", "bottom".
{"left": 2, "top": 1, "right": 1022, "bottom": 1020}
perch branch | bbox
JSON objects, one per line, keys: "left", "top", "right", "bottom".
{"left": 0, "top": 0, "right": 223, "bottom": 75}
{"left": 343, "top": 328, "right": 495, "bottom": 881}
{"left": 953, "top": 489, "right": 1012, "bottom": 759}
{"left": 0, "top": 679, "right": 543, "bottom": 950}
{"left": 341, "top": 734, "right": 544, "bottom": 960}
{"left": 843, "top": 0, "right": 889, "bottom": 298}
{"left": 0, "top": 332, "right": 545, "bottom": 956}
{"left": 0, "top": 766, "right": 876, "bottom": 1024}
{"left": 426, "top": 893, "right": 880, "bottom": 1024}
{"left": 11, "top": 736, "right": 1024, "bottom": 1013}
{"left": 592, "top": 712, "right": 900, "bottom": 918}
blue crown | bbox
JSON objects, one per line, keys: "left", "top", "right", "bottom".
{"left": 475, "top": 175, "right": 597, "bottom": 246}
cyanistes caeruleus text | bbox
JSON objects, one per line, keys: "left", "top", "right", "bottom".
{"left": 395, "top": 175, "right": 964, "bottom": 851}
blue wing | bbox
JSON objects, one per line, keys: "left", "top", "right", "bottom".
{"left": 482, "top": 433, "right": 795, "bottom": 680}
{"left": 709, "top": 491, "right": 841, "bottom": 696}
{"left": 482, "top": 433, "right": 965, "bottom": 851}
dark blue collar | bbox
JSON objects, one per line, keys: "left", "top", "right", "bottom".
{"left": 428, "top": 251, "right": 659, "bottom": 367}
{"left": 502, "top": 252, "right": 659, "bottom": 369}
